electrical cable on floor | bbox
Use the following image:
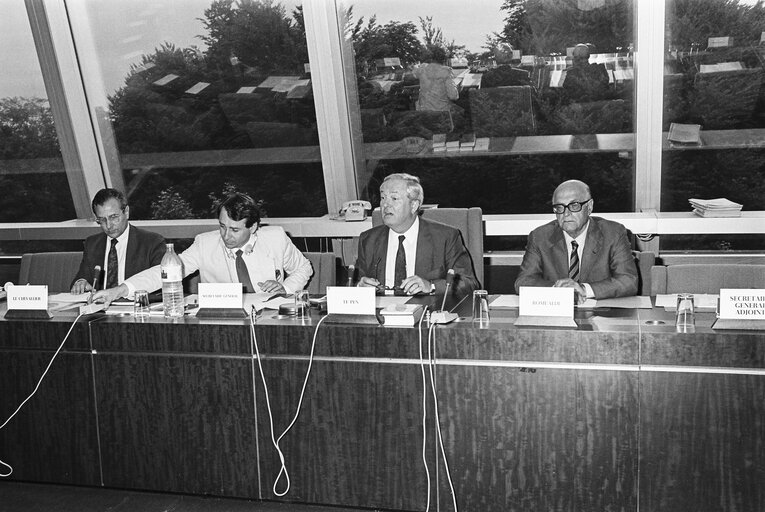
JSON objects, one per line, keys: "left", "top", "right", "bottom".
{"left": 248, "top": 309, "right": 327, "bottom": 496}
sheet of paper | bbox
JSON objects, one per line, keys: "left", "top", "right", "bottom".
{"left": 489, "top": 295, "right": 518, "bottom": 309}
{"left": 595, "top": 296, "right": 653, "bottom": 309}
{"left": 656, "top": 293, "right": 718, "bottom": 309}
{"left": 49, "top": 292, "right": 90, "bottom": 303}
{"left": 376, "top": 296, "right": 411, "bottom": 308}
{"left": 257, "top": 294, "right": 293, "bottom": 310}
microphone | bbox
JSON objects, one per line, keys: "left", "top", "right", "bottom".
{"left": 346, "top": 265, "right": 355, "bottom": 286}
{"left": 430, "top": 269, "right": 458, "bottom": 324}
{"left": 439, "top": 269, "right": 455, "bottom": 312}
{"left": 91, "top": 265, "right": 102, "bottom": 291}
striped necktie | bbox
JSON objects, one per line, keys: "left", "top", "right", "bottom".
{"left": 569, "top": 240, "right": 580, "bottom": 282}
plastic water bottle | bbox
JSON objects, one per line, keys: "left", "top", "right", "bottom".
{"left": 160, "top": 243, "right": 184, "bottom": 318}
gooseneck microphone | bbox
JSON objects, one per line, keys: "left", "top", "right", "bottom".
{"left": 439, "top": 269, "right": 455, "bottom": 312}
{"left": 346, "top": 265, "right": 355, "bottom": 286}
{"left": 91, "top": 265, "right": 102, "bottom": 291}
{"left": 431, "top": 269, "right": 457, "bottom": 324}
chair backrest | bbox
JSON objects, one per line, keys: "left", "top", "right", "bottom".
{"left": 303, "top": 252, "right": 337, "bottom": 295}
{"left": 632, "top": 250, "right": 656, "bottom": 296}
{"left": 18, "top": 252, "right": 83, "bottom": 293}
{"left": 371, "top": 207, "right": 484, "bottom": 286}
{"left": 650, "top": 264, "right": 765, "bottom": 295}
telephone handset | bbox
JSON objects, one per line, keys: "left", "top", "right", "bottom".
{"left": 340, "top": 200, "right": 372, "bottom": 221}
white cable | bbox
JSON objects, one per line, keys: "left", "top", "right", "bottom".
{"left": 0, "top": 312, "right": 85, "bottom": 477}
{"left": 428, "top": 322, "right": 459, "bottom": 512}
{"left": 249, "top": 312, "right": 327, "bottom": 497}
{"left": 417, "top": 308, "right": 431, "bottom": 512}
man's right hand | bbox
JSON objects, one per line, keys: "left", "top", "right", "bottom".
{"left": 357, "top": 277, "right": 380, "bottom": 288}
{"left": 71, "top": 278, "right": 93, "bottom": 295}
{"left": 90, "top": 284, "right": 129, "bottom": 307}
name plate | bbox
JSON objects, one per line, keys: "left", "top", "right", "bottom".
{"left": 719, "top": 289, "right": 765, "bottom": 319}
{"left": 198, "top": 283, "right": 243, "bottom": 309}
{"left": 518, "top": 286, "right": 574, "bottom": 317}
{"left": 7, "top": 285, "right": 48, "bottom": 310}
{"left": 327, "top": 286, "right": 376, "bottom": 315}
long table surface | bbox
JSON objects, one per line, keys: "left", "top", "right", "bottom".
{"left": 1, "top": 298, "right": 763, "bottom": 512}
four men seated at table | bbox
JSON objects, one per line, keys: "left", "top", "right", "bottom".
{"left": 86, "top": 177, "right": 638, "bottom": 308}
{"left": 71, "top": 188, "right": 165, "bottom": 294}
{"left": 91, "top": 192, "right": 312, "bottom": 304}
{"left": 356, "top": 173, "right": 479, "bottom": 299}
{"left": 514, "top": 179, "right": 638, "bottom": 302}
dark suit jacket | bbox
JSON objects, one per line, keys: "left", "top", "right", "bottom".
{"left": 72, "top": 225, "right": 165, "bottom": 290}
{"left": 514, "top": 216, "right": 638, "bottom": 299}
{"left": 356, "top": 217, "right": 479, "bottom": 298}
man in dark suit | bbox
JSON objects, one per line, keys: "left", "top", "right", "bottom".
{"left": 356, "top": 173, "right": 479, "bottom": 298}
{"left": 70, "top": 188, "right": 165, "bottom": 293}
{"left": 514, "top": 179, "right": 637, "bottom": 302}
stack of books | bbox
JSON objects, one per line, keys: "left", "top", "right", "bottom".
{"left": 380, "top": 303, "right": 425, "bottom": 327}
{"left": 689, "top": 198, "right": 743, "bottom": 217}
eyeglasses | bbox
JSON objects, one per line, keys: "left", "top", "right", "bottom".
{"left": 94, "top": 212, "right": 124, "bottom": 225}
{"left": 552, "top": 199, "right": 591, "bottom": 214}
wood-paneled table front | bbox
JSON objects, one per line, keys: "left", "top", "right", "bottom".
{"left": 0, "top": 303, "right": 762, "bottom": 512}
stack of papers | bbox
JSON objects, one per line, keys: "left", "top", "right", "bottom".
{"left": 689, "top": 198, "right": 743, "bottom": 217}
{"left": 667, "top": 123, "right": 701, "bottom": 145}
{"left": 432, "top": 133, "right": 446, "bottom": 152}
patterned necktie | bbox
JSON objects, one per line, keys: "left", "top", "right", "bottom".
{"left": 569, "top": 240, "right": 580, "bottom": 282}
{"left": 106, "top": 238, "right": 118, "bottom": 289}
{"left": 394, "top": 235, "right": 407, "bottom": 288}
{"left": 236, "top": 249, "right": 255, "bottom": 293}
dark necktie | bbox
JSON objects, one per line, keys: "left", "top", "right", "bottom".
{"left": 106, "top": 238, "right": 118, "bottom": 289}
{"left": 569, "top": 240, "right": 580, "bottom": 282}
{"left": 394, "top": 235, "right": 407, "bottom": 288}
{"left": 236, "top": 249, "right": 255, "bottom": 293}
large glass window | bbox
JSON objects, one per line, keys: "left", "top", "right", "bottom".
{"left": 0, "top": 2, "right": 74, "bottom": 223}
{"left": 339, "top": 0, "right": 636, "bottom": 236}
{"left": 70, "top": 0, "right": 326, "bottom": 219}
{"left": 662, "top": 0, "right": 765, "bottom": 250}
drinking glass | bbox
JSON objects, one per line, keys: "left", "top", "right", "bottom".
{"left": 134, "top": 290, "right": 150, "bottom": 319}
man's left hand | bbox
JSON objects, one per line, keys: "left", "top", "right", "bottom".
{"left": 257, "top": 280, "right": 286, "bottom": 294}
{"left": 400, "top": 275, "right": 432, "bottom": 295}
{"left": 553, "top": 278, "right": 587, "bottom": 304}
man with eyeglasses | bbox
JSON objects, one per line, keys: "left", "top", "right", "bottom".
{"left": 90, "top": 192, "right": 312, "bottom": 305}
{"left": 70, "top": 188, "right": 165, "bottom": 294}
{"left": 514, "top": 179, "right": 637, "bottom": 302}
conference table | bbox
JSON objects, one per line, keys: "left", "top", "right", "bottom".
{"left": 1, "top": 297, "right": 763, "bottom": 512}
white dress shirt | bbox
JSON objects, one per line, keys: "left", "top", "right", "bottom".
{"left": 384, "top": 217, "right": 420, "bottom": 288}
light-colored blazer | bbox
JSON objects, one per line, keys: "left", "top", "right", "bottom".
{"left": 125, "top": 226, "right": 312, "bottom": 294}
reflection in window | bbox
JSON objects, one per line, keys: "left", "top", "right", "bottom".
{"left": 662, "top": 0, "right": 765, "bottom": 250}
{"left": 0, "top": 2, "right": 73, "bottom": 223}
{"left": 74, "top": 0, "right": 326, "bottom": 218}
{"left": 340, "top": 0, "right": 635, "bottom": 214}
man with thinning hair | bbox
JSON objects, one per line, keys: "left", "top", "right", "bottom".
{"left": 515, "top": 179, "right": 637, "bottom": 302}
{"left": 71, "top": 188, "right": 165, "bottom": 293}
{"left": 91, "top": 192, "right": 312, "bottom": 304}
{"left": 355, "top": 173, "right": 479, "bottom": 299}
